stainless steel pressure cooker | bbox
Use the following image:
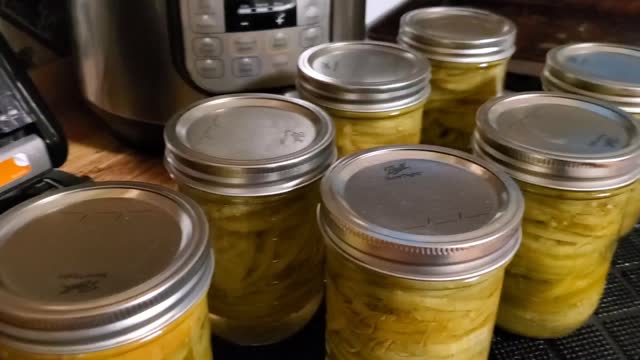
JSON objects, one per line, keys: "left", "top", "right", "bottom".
{"left": 70, "top": 0, "right": 365, "bottom": 147}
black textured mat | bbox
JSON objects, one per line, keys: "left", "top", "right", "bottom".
{"left": 211, "top": 228, "right": 640, "bottom": 359}
{"left": 490, "top": 228, "right": 640, "bottom": 360}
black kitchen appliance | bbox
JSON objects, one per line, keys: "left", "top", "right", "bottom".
{"left": 0, "top": 32, "right": 87, "bottom": 213}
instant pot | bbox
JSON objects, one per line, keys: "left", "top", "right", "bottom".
{"left": 70, "top": 0, "right": 366, "bottom": 147}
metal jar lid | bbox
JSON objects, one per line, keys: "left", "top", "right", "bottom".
{"left": 543, "top": 43, "right": 640, "bottom": 114}
{"left": 473, "top": 92, "right": 640, "bottom": 191}
{"left": 398, "top": 7, "right": 517, "bottom": 63}
{"left": 164, "top": 94, "right": 336, "bottom": 197}
{"left": 319, "top": 145, "right": 523, "bottom": 281}
{"left": 297, "top": 41, "right": 431, "bottom": 113}
{"left": 0, "top": 182, "right": 213, "bottom": 354}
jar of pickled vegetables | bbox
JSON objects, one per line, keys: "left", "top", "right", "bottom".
{"left": 297, "top": 41, "right": 430, "bottom": 157}
{"left": 398, "top": 7, "right": 516, "bottom": 152}
{"left": 0, "top": 182, "right": 214, "bottom": 360}
{"left": 164, "top": 94, "right": 336, "bottom": 345}
{"left": 319, "top": 145, "right": 524, "bottom": 360}
{"left": 473, "top": 92, "right": 640, "bottom": 338}
{"left": 543, "top": 43, "right": 640, "bottom": 235}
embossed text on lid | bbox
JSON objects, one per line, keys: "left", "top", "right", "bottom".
{"left": 164, "top": 94, "right": 336, "bottom": 196}
{"left": 474, "top": 92, "right": 640, "bottom": 190}
{"left": 319, "top": 145, "right": 523, "bottom": 281}
{"left": 0, "top": 182, "right": 212, "bottom": 354}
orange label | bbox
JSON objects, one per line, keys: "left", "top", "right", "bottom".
{"left": 0, "top": 154, "right": 32, "bottom": 187}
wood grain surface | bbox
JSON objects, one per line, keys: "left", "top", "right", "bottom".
{"left": 31, "top": 59, "right": 175, "bottom": 188}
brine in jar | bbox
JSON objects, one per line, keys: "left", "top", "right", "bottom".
{"left": 297, "top": 41, "right": 430, "bottom": 157}
{"left": 0, "top": 183, "right": 214, "bottom": 359}
{"left": 320, "top": 145, "right": 524, "bottom": 360}
{"left": 499, "top": 182, "right": 631, "bottom": 338}
{"left": 542, "top": 43, "right": 640, "bottom": 235}
{"left": 164, "top": 94, "right": 336, "bottom": 345}
{"left": 473, "top": 92, "right": 640, "bottom": 338}
{"left": 398, "top": 7, "right": 516, "bottom": 152}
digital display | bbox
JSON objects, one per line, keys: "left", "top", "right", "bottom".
{"left": 237, "top": 1, "right": 295, "bottom": 15}
{"left": 225, "top": 0, "right": 297, "bottom": 32}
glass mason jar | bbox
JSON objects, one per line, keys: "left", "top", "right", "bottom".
{"left": 297, "top": 41, "right": 430, "bottom": 157}
{"left": 473, "top": 92, "right": 640, "bottom": 338}
{"left": 164, "top": 94, "right": 336, "bottom": 345}
{"left": 319, "top": 145, "right": 524, "bottom": 360}
{"left": 542, "top": 43, "right": 640, "bottom": 236}
{"left": 0, "top": 183, "right": 214, "bottom": 360}
{"left": 398, "top": 7, "right": 516, "bottom": 152}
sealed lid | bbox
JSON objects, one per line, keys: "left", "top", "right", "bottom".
{"left": 297, "top": 41, "right": 430, "bottom": 112}
{"left": 319, "top": 145, "right": 523, "bottom": 281}
{"left": 473, "top": 92, "right": 640, "bottom": 191}
{"left": 0, "top": 182, "right": 213, "bottom": 354}
{"left": 543, "top": 43, "right": 640, "bottom": 114}
{"left": 164, "top": 94, "right": 336, "bottom": 196}
{"left": 398, "top": 7, "right": 517, "bottom": 63}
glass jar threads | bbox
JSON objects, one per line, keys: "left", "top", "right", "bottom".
{"left": 543, "top": 43, "right": 640, "bottom": 235}
{"left": 297, "top": 41, "right": 431, "bottom": 157}
{"left": 398, "top": 7, "right": 516, "bottom": 152}
{"left": 164, "top": 94, "right": 336, "bottom": 345}
{"left": 473, "top": 92, "right": 640, "bottom": 338}
{"left": 0, "top": 183, "right": 213, "bottom": 360}
{"left": 319, "top": 145, "right": 523, "bottom": 360}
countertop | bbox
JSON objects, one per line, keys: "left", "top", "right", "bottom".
{"left": 32, "top": 60, "right": 174, "bottom": 187}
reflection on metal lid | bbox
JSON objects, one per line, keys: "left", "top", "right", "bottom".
{"left": 474, "top": 92, "right": 640, "bottom": 190}
{"left": 543, "top": 43, "right": 640, "bottom": 113}
{"left": 0, "top": 182, "right": 212, "bottom": 354}
{"left": 164, "top": 93, "right": 336, "bottom": 196}
{"left": 319, "top": 145, "right": 523, "bottom": 281}
{"left": 398, "top": 7, "right": 517, "bottom": 63}
{"left": 297, "top": 41, "right": 431, "bottom": 112}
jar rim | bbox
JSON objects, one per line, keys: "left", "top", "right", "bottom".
{"left": 0, "top": 182, "right": 213, "bottom": 354}
{"left": 318, "top": 145, "right": 524, "bottom": 281}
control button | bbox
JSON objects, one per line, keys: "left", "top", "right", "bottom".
{"left": 272, "top": 54, "right": 290, "bottom": 69}
{"left": 270, "top": 32, "right": 289, "bottom": 51}
{"left": 192, "top": 14, "right": 218, "bottom": 33}
{"left": 305, "top": 5, "right": 320, "bottom": 23}
{"left": 196, "top": 59, "right": 224, "bottom": 78}
{"left": 301, "top": 27, "right": 323, "bottom": 48}
{"left": 191, "top": 0, "right": 217, "bottom": 14}
{"left": 233, "top": 36, "right": 258, "bottom": 54}
{"left": 194, "top": 37, "right": 223, "bottom": 57}
{"left": 233, "top": 57, "right": 261, "bottom": 77}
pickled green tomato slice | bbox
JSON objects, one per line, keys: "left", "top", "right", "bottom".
{"left": 178, "top": 183, "right": 324, "bottom": 338}
{"left": 325, "top": 246, "right": 505, "bottom": 360}
{"left": 497, "top": 182, "right": 631, "bottom": 338}
{"left": 329, "top": 102, "right": 425, "bottom": 158}
{"left": 621, "top": 180, "right": 640, "bottom": 235}
{"left": 421, "top": 60, "right": 509, "bottom": 152}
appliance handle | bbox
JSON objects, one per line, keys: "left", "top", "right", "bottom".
{"left": 331, "top": 0, "right": 366, "bottom": 41}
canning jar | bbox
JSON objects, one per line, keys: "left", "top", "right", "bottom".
{"left": 297, "top": 41, "right": 430, "bottom": 157}
{"left": 543, "top": 43, "right": 640, "bottom": 235}
{"left": 319, "top": 145, "right": 524, "bottom": 360}
{"left": 0, "top": 182, "right": 213, "bottom": 359}
{"left": 398, "top": 7, "right": 516, "bottom": 152}
{"left": 473, "top": 92, "right": 640, "bottom": 338}
{"left": 164, "top": 94, "right": 336, "bottom": 345}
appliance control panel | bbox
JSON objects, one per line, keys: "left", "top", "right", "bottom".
{"left": 178, "top": 0, "right": 330, "bottom": 94}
